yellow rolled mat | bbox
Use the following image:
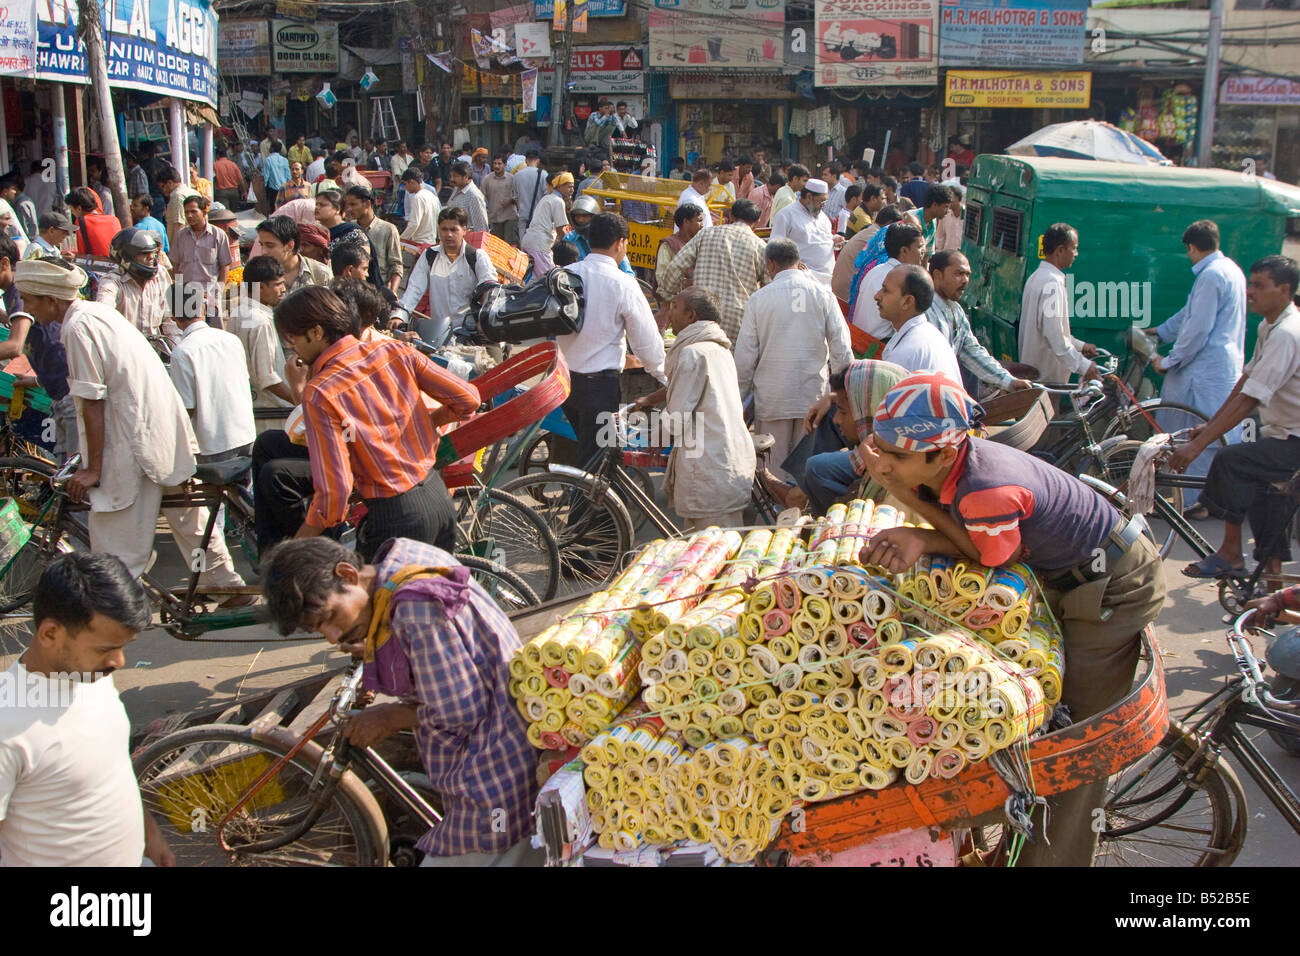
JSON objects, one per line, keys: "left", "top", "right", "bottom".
{"left": 862, "top": 590, "right": 896, "bottom": 625}
{"left": 904, "top": 750, "right": 933, "bottom": 785}
{"left": 770, "top": 634, "right": 799, "bottom": 663}
{"left": 858, "top": 687, "right": 888, "bottom": 716}
{"left": 886, "top": 736, "right": 915, "bottom": 768}
{"left": 961, "top": 730, "right": 991, "bottom": 761}
{"left": 877, "top": 619, "right": 906, "bottom": 645}
{"left": 790, "top": 611, "right": 822, "bottom": 645}
{"left": 859, "top": 764, "right": 898, "bottom": 790}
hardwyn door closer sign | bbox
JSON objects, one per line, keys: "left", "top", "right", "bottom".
{"left": 273, "top": 18, "right": 338, "bottom": 73}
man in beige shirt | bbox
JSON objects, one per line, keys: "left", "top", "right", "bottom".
{"left": 255, "top": 215, "right": 332, "bottom": 293}
{"left": 158, "top": 166, "right": 199, "bottom": 250}
{"left": 345, "top": 184, "right": 403, "bottom": 294}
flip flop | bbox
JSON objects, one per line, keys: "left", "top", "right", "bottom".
{"left": 1181, "top": 554, "right": 1245, "bottom": 579}
{"left": 1182, "top": 503, "right": 1210, "bottom": 520}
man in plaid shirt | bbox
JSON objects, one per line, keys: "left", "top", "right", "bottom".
{"left": 262, "top": 536, "right": 542, "bottom": 866}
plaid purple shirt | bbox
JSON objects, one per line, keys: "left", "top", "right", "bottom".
{"left": 373, "top": 538, "right": 537, "bottom": 857}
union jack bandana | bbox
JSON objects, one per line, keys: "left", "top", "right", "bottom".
{"left": 872, "top": 372, "right": 984, "bottom": 452}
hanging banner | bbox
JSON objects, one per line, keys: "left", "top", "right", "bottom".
{"left": 552, "top": 0, "right": 588, "bottom": 31}
{"left": 34, "top": 0, "right": 219, "bottom": 106}
{"left": 535, "top": 0, "right": 623, "bottom": 17}
{"left": 945, "top": 69, "right": 1090, "bottom": 108}
{"left": 521, "top": 68, "right": 538, "bottom": 113}
{"left": 218, "top": 19, "right": 270, "bottom": 76}
{"left": 0, "top": 2, "right": 37, "bottom": 77}
{"left": 515, "top": 22, "right": 552, "bottom": 59}
{"left": 814, "top": 0, "right": 938, "bottom": 88}
{"left": 273, "top": 18, "right": 338, "bottom": 73}
{"left": 938, "top": 0, "right": 1087, "bottom": 68}
{"left": 650, "top": 0, "right": 785, "bottom": 71}
{"left": 1221, "top": 76, "right": 1300, "bottom": 106}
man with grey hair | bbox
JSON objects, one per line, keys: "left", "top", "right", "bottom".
{"left": 734, "top": 237, "right": 854, "bottom": 480}
{"left": 657, "top": 199, "right": 769, "bottom": 345}
{"left": 769, "top": 178, "right": 843, "bottom": 287}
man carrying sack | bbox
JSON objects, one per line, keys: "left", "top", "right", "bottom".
{"left": 856, "top": 372, "right": 1166, "bottom": 866}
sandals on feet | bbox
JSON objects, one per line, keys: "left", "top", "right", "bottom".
{"left": 1181, "top": 554, "right": 1245, "bottom": 579}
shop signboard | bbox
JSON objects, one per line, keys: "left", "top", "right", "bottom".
{"left": 1221, "top": 76, "right": 1300, "bottom": 107}
{"left": 649, "top": 0, "right": 785, "bottom": 72}
{"left": 669, "top": 72, "right": 792, "bottom": 99}
{"left": 938, "top": 0, "right": 1087, "bottom": 68}
{"left": 539, "top": 45, "right": 644, "bottom": 94}
{"left": 0, "top": 2, "right": 37, "bottom": 77}
{"left": 272, "top": 18, "right": 337, "bottom": 73}
{"left": 217, "top": 19, "right": 269, "bottom": 76}
{"left": 814, "top": 0, "right": 938, "bottom": 87}
{"left": 534, "top": 0, "right": 624, "bottom": 17}
{"left": 33, "top": 0, "right": 219, "bottom": 106}
{"left": 944, "top": 69, "right": 1090, "bottom": 109}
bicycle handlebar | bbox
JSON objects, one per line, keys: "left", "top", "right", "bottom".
{"left": 329, "top": 663, "right": 367, "bottom": 723}
{"left": 1229, "top": 610, "right": 1300, "bottom": 720}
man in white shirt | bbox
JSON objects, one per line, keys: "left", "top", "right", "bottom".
{"left": 876, "top": 264, "right": 962, "bottom": 383}
{"left": 560, "top": 212, "right": 667, "bottom": 467}
{"left": 676, "top": 169, "right": 716, "bottom": 231}
{"left": 770, "top": 163, "right": 808, "bottom": 220}
{"left": 713, "top": 160, "right": 738, "bottom": 203}
{"left": 614, "top": 101, "right": 639, "bottom": 135}
{"left": 390, "top": 140, "right": 414, "bottom": 181}
{"left": 0, "top": 552, "right": 173, "bottom": 867}
{"left": 734, "top": 238, "right": 853, "bottom": 480}
{"left": 393, "top": 207, "right": 498, "bottom": 347}
{"left": 445, "top": 161, "right": 490, "bottom": 233}
{"left": 511, "top": 150, "right": 548, "bottom": 240}
{"left": 400, "top": 167, "right": 441, "bottom": 247}
{"left": 769, "top": 178, "right": 842, "bottom": 287}
{"left": 1018, "top": 222, "right": 1099, "bottom": 385}
{"left": 230, "top": 255, "right": 296, "bottom": 409}
{"left": 13, "top": 258, "right": 247, "bottom": 595}
{"left": 851, "top": 220, "right": 925, "bottom": 340}
{"left": 1169, "top": 255, "right": 1300, "bottom": 582}
{"left": 520, "top": 172, "right": 573, "bottom": 276}
{"left": 169, "top": 302, "right": 258, "bottom": 464}
{"left": 96, "top": 227, "right": 182, "bottom": 345}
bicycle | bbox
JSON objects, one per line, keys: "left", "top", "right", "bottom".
{"left": 0, "top": 455, "right": 539, "bottom": 645}
{"left": 1095, "top": 608, "right": 1300, "bottom": 866}
{"left": 132, "top": 663, "right": 429, "bottom": 866}
{"left": 499, "top": 404, "right": 787, "bottom": 587}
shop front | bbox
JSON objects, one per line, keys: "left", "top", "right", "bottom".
{"left": 669, "top": 73, "right": 793, "bottom": 168}
{"left": 1216, "top": 76, "right": 1300, "bottom": 184}
{"left": 540, "top": 45, "right": 650, "bottom": 171}
{"left": 943, "top": 69, "right": 1094, "bottom": 161}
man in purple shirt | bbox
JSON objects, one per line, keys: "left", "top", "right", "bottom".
{"left": 170, "top": 194, "right": 232, "bottom": 326}
{"left": 261, "top": 536, "right": 542, "bottom": 866}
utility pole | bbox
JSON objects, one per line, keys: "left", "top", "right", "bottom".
{"left": 77, "top": 0, "right": 132, "bottom": 228}
{"left": 1197, "top": 0, "right": 1224, "bottom": 169}
{"left": 549, "top": 0, "right": 574, "bottom": 144}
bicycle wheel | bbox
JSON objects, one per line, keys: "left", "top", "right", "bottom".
{"left": 455, "top": 553, "right": 541, "bottom": 612}
{"left": 133, "top": 724, "right": 388, "bottom": 867}
{"left": 1097, "top": 439, "right": 1184, "bottom": 558}
{"left": 515, "top": 430, "right": 580, "bottom": 480}
{"left": 1096, "top": 723, "right": 1248, "bottom": 867}
{"left": 1104, "top": 400, "right": 1223, "bottom": 447}
{"left": 0, "top": 455, "right": 55, "bottom": 521}
{"left": 453, "top": 486, "right": 560, "bottom": 601}
{"left": 0, "top": 502, "right": 82, "bottom": 617}
{"left": 499, "top": 470, "right": 636, "bottom": 588}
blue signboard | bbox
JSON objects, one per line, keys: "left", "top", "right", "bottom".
{"left": 35, "top": 0, "right": 219, "bottom": 106}
{"left": 534, "top": 0, "right": 626, "bottom": 17}
{"left": 938, "top": 0, "right": 1087, "bottom": 68}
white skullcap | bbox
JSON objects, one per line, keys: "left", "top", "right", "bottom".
{"left": 14, "top": 258, "right": 87, "bottom": 300}
{"left": 804, "top": 178, "right": 829, "bottom": 195}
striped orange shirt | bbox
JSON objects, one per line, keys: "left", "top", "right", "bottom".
{"left": 302, "top": 336, "right": 480, "bottom": 527}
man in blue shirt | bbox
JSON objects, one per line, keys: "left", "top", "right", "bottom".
{"left": 1152, "top": 220, "right": 1246, "bottom": 511}
{"left": 130, "top": 194, "right": 170, "bottom": 254}
{"left": 262, "top": 140, "right": 292, "bottom": 195}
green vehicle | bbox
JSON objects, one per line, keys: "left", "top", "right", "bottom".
{"left": 961, "top": 155, "right": 1300, "bottom": 372}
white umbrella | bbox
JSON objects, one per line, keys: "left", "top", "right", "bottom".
{"left": 1006, "top": 120, "right": 1172, "bottom": 166}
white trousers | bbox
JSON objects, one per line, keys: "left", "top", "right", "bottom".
{"left": 87, "top": 477, "right": 245, "bottom": 587}
{"left": 755, "top": 417, "right": 805, "bottom": 482}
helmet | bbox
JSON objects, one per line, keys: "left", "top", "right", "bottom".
{"left": 109, "top": 227, "right": 161, "bottom": 281}
{"left": 570, "top": 195, "right": 600, "bottom": 218}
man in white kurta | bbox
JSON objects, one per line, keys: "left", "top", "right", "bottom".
{"left": 768, "top": 179, "right": 840, "bottom": 287}
{"left": 1017, "top": 224, "right": 1098, "bottom": 385}
{"left": 14, "top": 259, "right": 245, "bottom": 588}
{"left": 661, "top": 289, "right": 754, "bottom": 530}
{"left": 734, "top": 238, "right": 853, "bottom": 480}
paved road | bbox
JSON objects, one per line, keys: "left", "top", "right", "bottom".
{"left": 3, "top": 505, "right": 1296, "bottom": 866}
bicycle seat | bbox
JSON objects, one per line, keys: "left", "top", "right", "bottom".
{"left": 194, "top": 456, "right": 253, "bottom": 486}
{"left": 751, "top": 432, "right": 775, "bottom": 455}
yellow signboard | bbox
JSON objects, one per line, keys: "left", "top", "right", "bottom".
{"left": 627, "top": 221, "right": 671, "bottom": 271}
{"left": 945, "top": 70, "right": 1091, "bottom": 109}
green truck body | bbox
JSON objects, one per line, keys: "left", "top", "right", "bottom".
{"left": 961, "top": 155, "right": 1300, "bottom": 368}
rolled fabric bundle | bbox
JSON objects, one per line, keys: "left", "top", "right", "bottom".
{"left": 711, "top": 658, "right": 740, "bottom": 685}
{"left": 784, "top": 541, "right": 807, "bottom": 572}
{"left": 934, "top": 720, "right": 963, "bottom": 749}
{"left": 661, "top": 649, "right": 690, "bottom": 675}
{"left": 859, "top": 764, "right": 898, "bottom": 790}
{"left": 895, "top": 576, "right": 925, "bottom": 610}
{"left": 539, "top": 729, "right": 567, "bottom": 750}
{"left": 799, "top": 736, "right": 829, "bottom": 763}
{"left": 789, "top": 611, "right": 822, "bottom": 645}
{"left": 714, "top": 636, "right": 745, "bottom": 664}
{"left": 821, "top": 623, "right": 851, "bottom": 656}
{"left": 739, "top": 611, "right": 765, "bottom": 645}
{"left": 595, "top": 643, "right": 641, "bottom": 698}
{"left": 523, "top": 696, "right": 547, "bottom": 721}
{"left": 852, "top": 655, "right": 886, "bottom": 690}
{"left": 830, "top": 566, "right": 872, "bottom": 601}
{"left": 796, "top": 567, "right": 833, "bottom": 595}
{"left": 932, "top": 748, "right": 967, "bottom": 780}
{"left": 802, "top": 594, "right": 834, "bottom": 629}
{"left": 983, "top": 564, "right": 1032, "bottom": 611}
{"left": 748, "top": 645, "right": 781, "bottom": 678}
{"left": 929, "top": 555, "right": 958, "bottom": 602}
{"left": 716, "top": 688, "right": 747, "bottom": 715}
{"left": 825, "top": 688, "right": 856, "bottom": 713}
{"left": 686, "top": 648, "right": 713, "bottom": 676}
{"left": 873, "top": 715, "right": 909, "bottom": 740}
{"left": 567, "top": 673, "right": 594, "bottom": 696}
{"left": 649, "top": 530, "right": 743, "bottom": 633}
{"left": 799, "top": 777, "right": 830, "bottom": 803}
{"left": 1037, "top": 666, "right": 1063, "bottom": 705}
{"left": 904, "top": 749, "right": 933, "bottom": 785}
{"left": 770, "top": 634, "right": 799, "bottom": 664}
{"left": 881, "top": 636, "right": 920, "bottom": 674}
{"left": 801, "top": 672, "right": 836, "bottom": 697}
{"left": 963, "top": 605, "right": 1004, "bottom": 630}
{"left": 911, "top": 573, "right": 937, "bottom": 607}
{"left": 812, "top": 502, "right": 846, "bottom": 549}
{"left": 996, "top": 637, "right": 1031, "bottom": 661}
{"left": 835, "top": 498, "right": 869, "bottom": 565}
{"left": 943, "top": 597, "right": 976, "bottom": 622}
{"left": 876, "top": 619, "right": 907, "bottom": 646}
{"left": 865, "top": 502, "right": 900, "bottom": 535}
{"left": 582, "top": 624, "right": 638, "bottom": 677}
{"left": 959, "top": 704, "right": 986, "bottom": 730}
{"left": 952, "top": 562, "right": 988, "bottom": 601}
{"left": 797, "top": 643, "right": 827, "bottom": 671}
{"left": 542, "top": 686, "right": 571, "bottom": 711}
{"left": 762, "top": 609, "right": 794, "bottom": 637}
{"left": 565, "top": 697, "right": 587, "bottom": 722}
{"left": 580, "top": 716, "right": 606, "bottom": 737}
{"left": 560, "top": 722, "right": 586, "bottom": 746}
{"left": 829, "top": 772, "right": 862, "bottom": 795}
{"left": 831, "top": 598, "right": 866, "bottom": 626}
{"left": 862, "top": 588, "right": 896, "bottom": 625}
{"left": 907, "top": 715, "right": 939, "bottom": 746}
{"left": 638, "top": 661, "right": 666, "bottom": 686}
{"left": 583, "top": 765, "right": 609, "bottom": 791}
{"left": 748, "top": 585, "right": 777, "bottom": 616}
{"left": 885, "top": 736, "right": 915, "bottom": 768}
{"left": 774, "top": 576, "right": 803, "bottom": 613}
{"left": 780, "top": 689, "right": 819, "bottom": 712}
{"left": 985, "top": 718, "right": 1015, "bottom": 749}
{"left": 712, "top": 714, "right": 745, "bottom": 738}
{"left": 914, "top": 630, "right": 968, "bottom": 670}
{"left": 847, "top": 621, "right": 877, "bottom": 648}
{"left": 942, "top": 637, "right": 988, "bottom": 675}
{"left": 508, "top": 656, "right": 535, "bottom": 681}
{"left": 540, "top": 710, "right": 565, "bottom": 733}
{"left": 642, "top": 683, "right": 672, "bottom": 711}
{"left": 999, "top": 604, "right": 1030, "bottom": 641}
{"left": 960, "top": 730, "right": 991, "bottom": 762}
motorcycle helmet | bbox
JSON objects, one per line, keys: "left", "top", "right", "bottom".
{"left": 109, "top": 227, "right": 161, "bottom": 282}
{"left": 570, "top": 195, "right": 601, "bottom": 218}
